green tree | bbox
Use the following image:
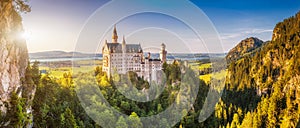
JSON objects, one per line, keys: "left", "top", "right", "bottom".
{"left": 98, "top": 110, "right": 116, "bottom": 128}
{"left": 240, "top": 112, "right": 253, "bottom": 128}
{"left": 31, "top": 61, "right": 41, "bottom": 85}
{"left": 116, "top": 116, "right": 128, "bottom": 128}
{"left": 159, "top": 118, "right": 170, "bottom": 128}
{"left": 60, "top": 107, "right": 78, "bottom": 128}
{"left": 6, "top": 92, "right": 27, "bottom": 127}
{"left": 128, "top": 112, "right": 143, "bottom": 128}
{"left": 230, "top": 113, "right": 240, "bottom": 128}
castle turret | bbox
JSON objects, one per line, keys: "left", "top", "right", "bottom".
{"left": 122, "top": 35, "right": 126, "bottom": 52}
{"left": 104, "top": 39, "right": 108, "bottom": 45}
{"left": 122, "top": 36, "right": 126, "bottom": 74}
{"left": 112, "top": 25, "right": 118, "bottom": 43}
{"left": 160, "top": 43, "right": 167, "bottom": 63}
{"left": 147, "top": 52, "right": 151, "bottom": 59}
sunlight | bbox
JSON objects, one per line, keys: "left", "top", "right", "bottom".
{"left": 21, "top": 30, "right": 32, "bottom": 40}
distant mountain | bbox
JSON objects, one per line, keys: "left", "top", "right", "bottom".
{"left": 226, "top": 37, "right": 265, "bottom": 62}
{"left": 29, "top": 51, "right": 102, "bottom": 59}
{"left": 29, "top": 51, "right": 226, "bottom": 61}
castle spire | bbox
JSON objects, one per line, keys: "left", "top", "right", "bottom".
{"left": 122, "top": 35, "right": 126, "bottom": 45}
{"left": 112, "top": 24, "right": 118, "bottom": 43}
{"left": 122, "top": 35, "right": 126, "bottom": 53}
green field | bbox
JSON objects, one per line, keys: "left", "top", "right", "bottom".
{"left": 184, "top": 61, "right": 227, "bottom": 84}
{"left": 198, "top": 63, "right": 212, "bottom": 70}
{"left": 39, "top": 60, "right": 101, "bottom": 78}
{"left": 189, "top": 61, "right": 212, "bottom": 71}
{"left": 199, "top": 70, "right": 227, "bottom": 84}
{"left": 39, "top": 60, "right": 224, "bottom": 82}
{"left": 41, "top": 66, "right": 96, "bottom": 77}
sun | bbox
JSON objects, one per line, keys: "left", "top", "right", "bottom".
{"left": 21, "top": 30, "right": 32, "bottom": 40}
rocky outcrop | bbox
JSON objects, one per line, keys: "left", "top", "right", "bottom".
{"left": 226, "top": 37, "right": 265, "bottom": 63}
{"left": 0, "top": 0, "right": 34, "bottom": 126}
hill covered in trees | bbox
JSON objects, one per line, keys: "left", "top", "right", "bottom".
{"left": 208, "top": 11, "right": 300, "bottom": 128}
{"left": 2, "top": 0, "right": 300, "bottom": 127}
{"left": 12, "top": 10, "right": 300, "bottom": 128}
{"left": 28, "top": 9, "right": 300, "bottom": 126}
{"left": 226, "top": 37, "right": 265, "bottom": 63}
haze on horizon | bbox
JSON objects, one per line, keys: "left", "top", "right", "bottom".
{"left": 22, "top": 0, "right": 300, "bottom": 53}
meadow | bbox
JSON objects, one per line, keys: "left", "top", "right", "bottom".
{"left": 38, "top": 59, "right": 224, "bottom": 83}
{"left": 38, "top": 60, "right": 102, "bottom": 78}
{"left": 189, "top": 61, "right": 227, "bottom": 84}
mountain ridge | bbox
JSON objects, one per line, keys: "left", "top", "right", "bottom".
{"left": 29, "top": 50, "right": 226, "bottom": 60}
{"left": 29, "top": 51, "right": 102, "bottom": 59}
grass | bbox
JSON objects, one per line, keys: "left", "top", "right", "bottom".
{"left": 73, "top": 60, "right": 102, "bottom": 65}
{"left": 198, "top": 63, "right": 212, "bottom": 70}
{"left": 39, "top": 59, "right": 223, "bottom": 83}
{"left": 40, "top": 66, "right": 70, "bottom": 78}
{"left": 189, "top": 61, "right": 212, "bottom": 71}
{"left": 199, "top": 70, "right": 227, "bottom": 84}
{"left": 41, "top": 66, "right": 97, "bottom": 78}
{"left": 39, "top": 60, "right": 101, "bottom": 78}
{"left": 188, "top": 61, "right": 225, "bottom": 84}
{"left": 73, "top": 66, "right": 95, "bottom": 74}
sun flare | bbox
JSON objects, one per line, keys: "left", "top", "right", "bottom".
{"left": 21, "top": 30, "right": 32, "bottom": 40}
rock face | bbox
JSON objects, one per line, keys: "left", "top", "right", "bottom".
{"left": 226, "top": 37, "right": 265, "bottom": 63}
{"left": 0, "top": 0, "right": 34, "bottom": 125}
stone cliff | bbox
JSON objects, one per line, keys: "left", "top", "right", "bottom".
{"left": 0, "top": 0, "right": 35, "bottom": 126}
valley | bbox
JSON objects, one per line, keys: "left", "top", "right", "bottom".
{"left": 1, "top": 0, "right": 300, "bottom": 127}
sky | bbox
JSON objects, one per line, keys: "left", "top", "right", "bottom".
{"left": 22, "top": 0, "right": 300, "bottom": 53}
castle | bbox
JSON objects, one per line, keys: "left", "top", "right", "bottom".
{"left": 102, "top": 25, "right": 167, "bottom": 82}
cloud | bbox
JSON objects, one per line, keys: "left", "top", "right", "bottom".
{"left": 244, "top": 29, "right": 273, "bottom": 34}
{"left": 218, "top": 28, "right": 273, "bottom": 52}
{"left": 220, "top": 28, "right": 273, "bottom": 40}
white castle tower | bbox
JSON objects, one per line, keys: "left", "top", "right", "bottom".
{"left": 160, "top": 43, "right": 167, "bottom": 63}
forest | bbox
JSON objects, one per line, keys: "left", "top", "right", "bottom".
{"left": 1, "top": 0, "right": 300, "bottom": 127}
{"left": 10, "top": 61, "right": 211, "bottom": 128}
{"left": 22, "top": 11, "right": 300, "bottom": 128}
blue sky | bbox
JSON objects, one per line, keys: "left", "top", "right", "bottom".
{"left": 23, "top": 0, "right": 300, "bottom": 53}
{"left": 192, "top": 0, "right": 300, "bottom": 52}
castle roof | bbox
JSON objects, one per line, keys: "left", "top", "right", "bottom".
{"left": 125, "top": 44, "right": 142, "bottom": 53}
{"left": 104, "top": 43, "right": 143, "bottom": 53}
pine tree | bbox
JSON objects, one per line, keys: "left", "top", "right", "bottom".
{"left": 230, "top": 113, "right": 240, "bottom": 128}
{"left": 60, "top": 107, "right": 78, "bottom": 128}
{"left": 116, "top": 116, "right": 128, "bottom": 128}
{"left": 240, "top": 112, "right": 253, "bottom": 128}
{"left": 128, "top": 112, "right": 143, "bottom": 128}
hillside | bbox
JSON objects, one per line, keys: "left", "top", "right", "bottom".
{"left": 208, "top": 11, "right": 300, "bottom": 127}
{"left": 27, "top": 10, "right": 300, "bottom": 128}
{"left": 226, "top": 37, "right": 265, "bottom": 63}
{"left": 29, "top": 51, "right": 101, "bottom": 59}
